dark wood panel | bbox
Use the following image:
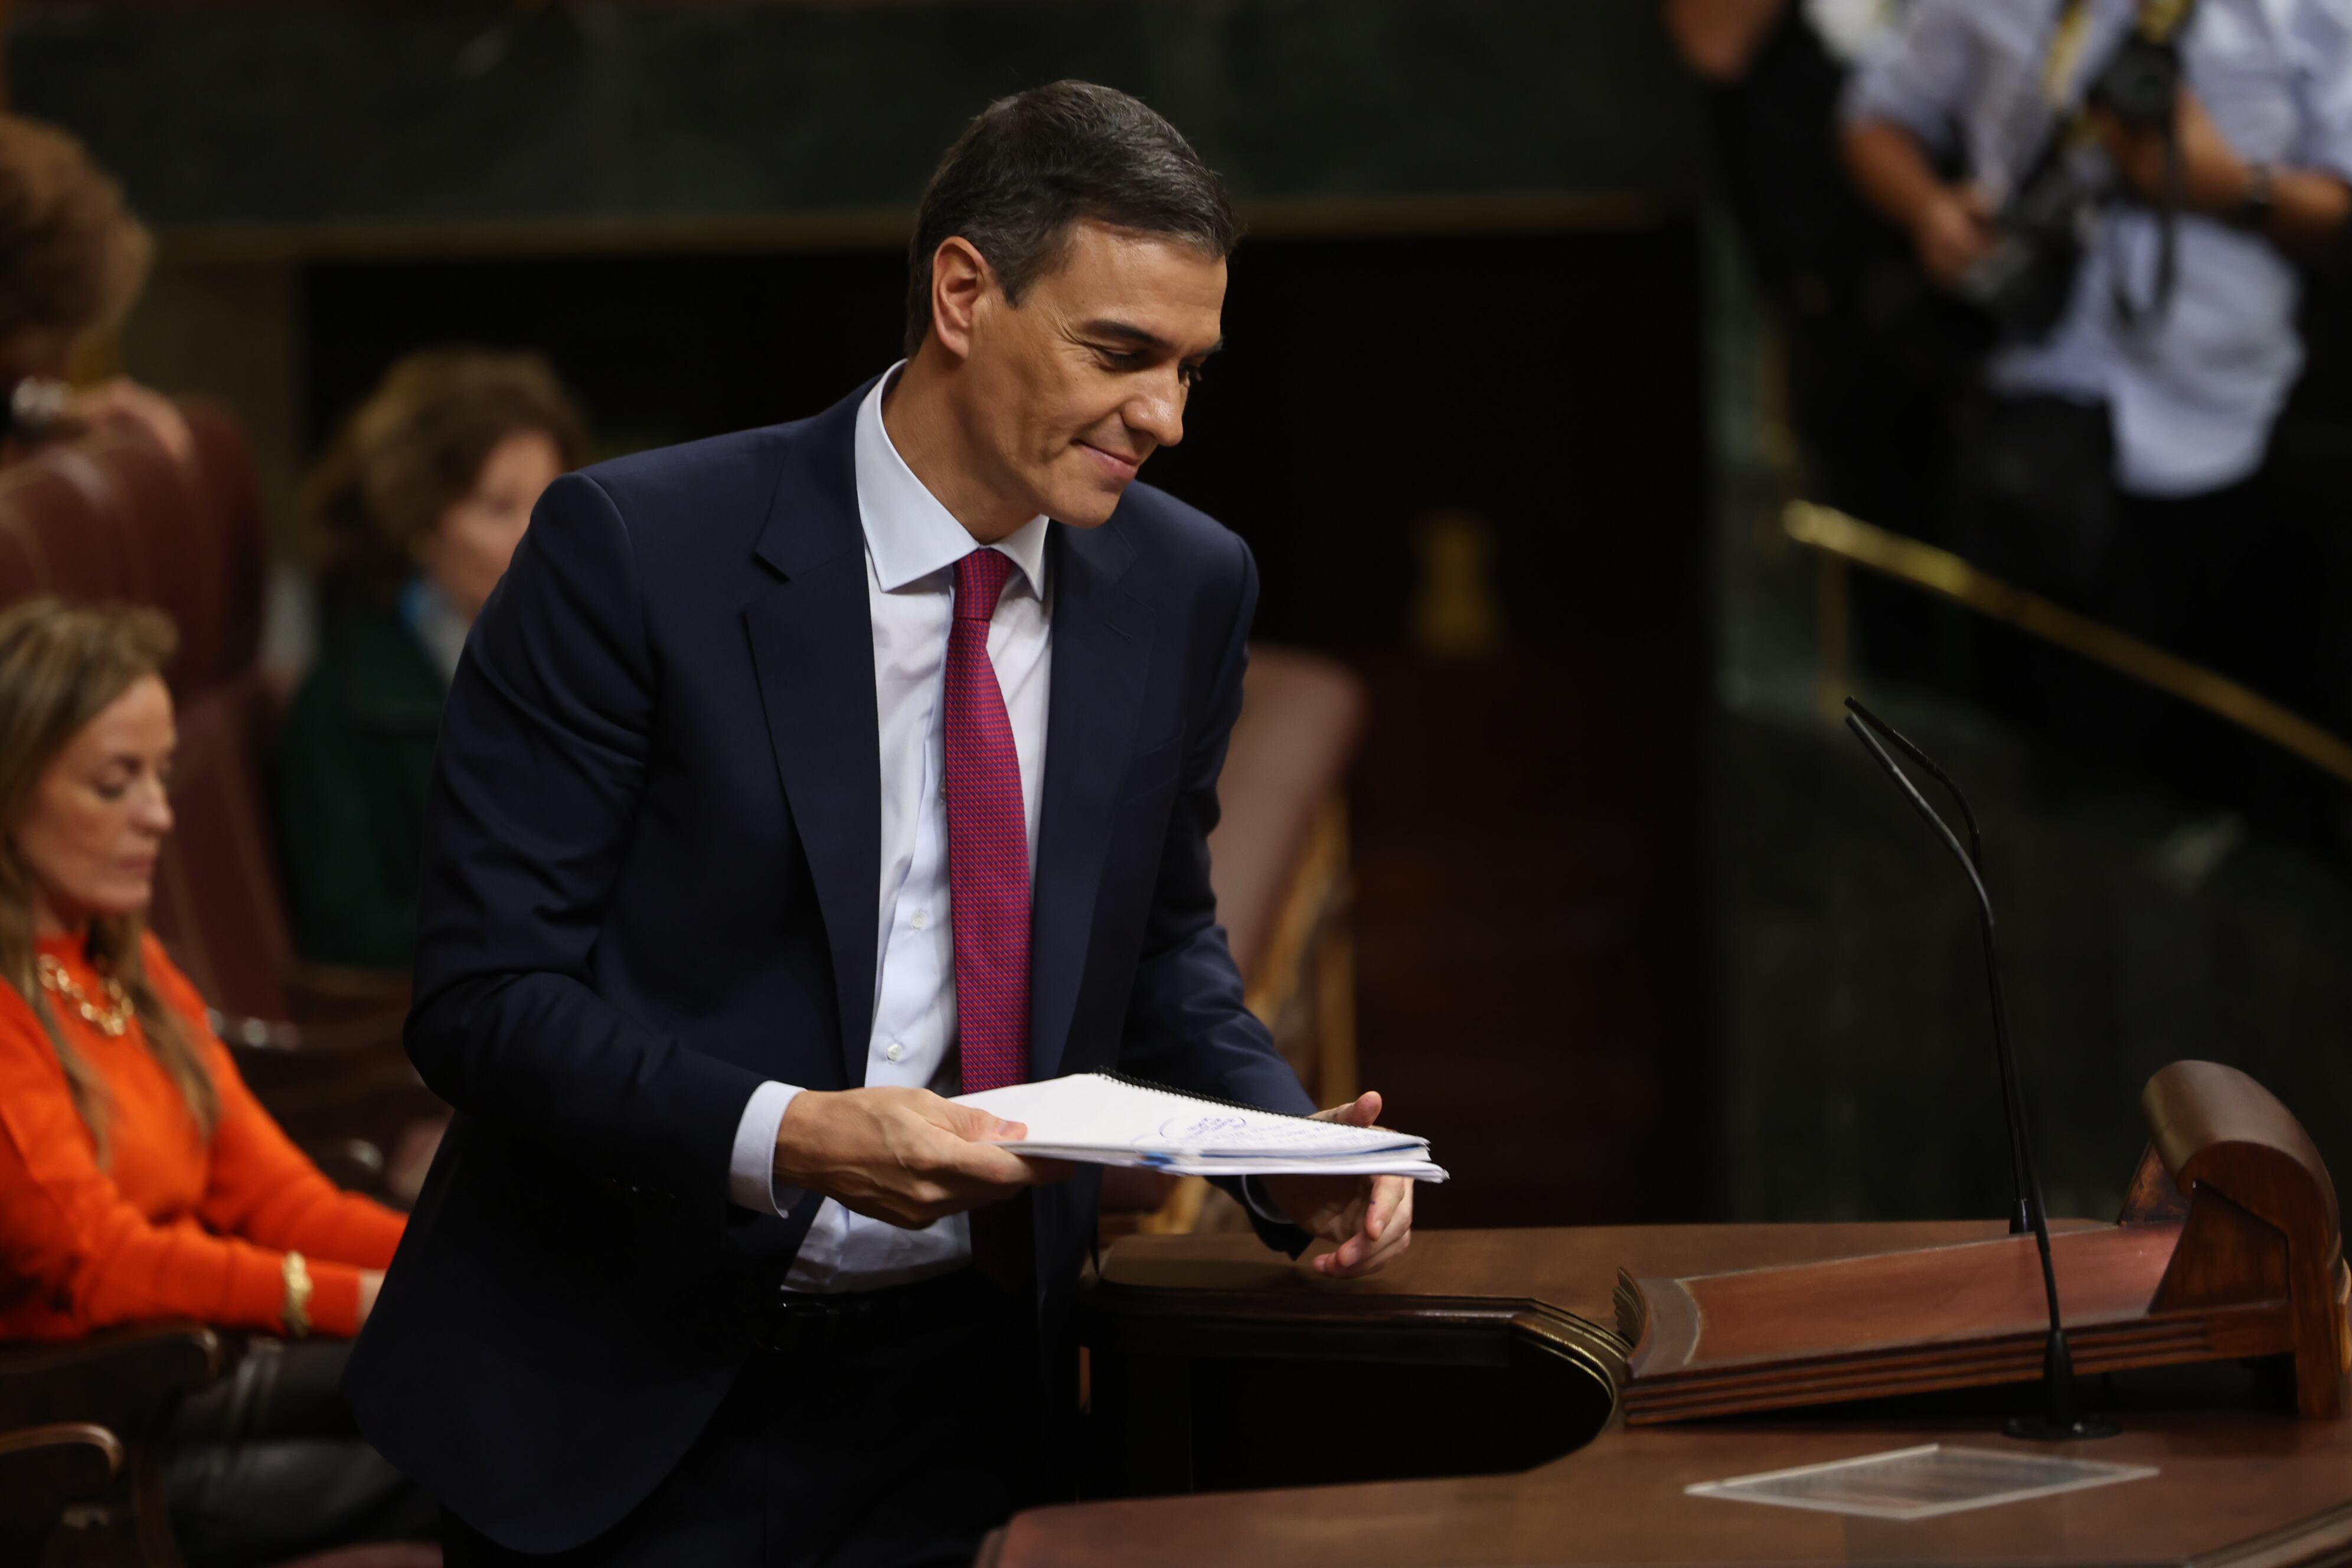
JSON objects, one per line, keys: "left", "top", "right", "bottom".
{"left": 1035, "top": 1224, "right": 2352, "bottom": 1568}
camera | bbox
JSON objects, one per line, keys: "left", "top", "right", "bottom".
{"left": 1959, "top": 24, "right": 2186, "bottom": 339}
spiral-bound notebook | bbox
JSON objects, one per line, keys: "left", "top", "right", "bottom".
{"left": 953, "top": 1073, "right": 1448, "bottom": 1181}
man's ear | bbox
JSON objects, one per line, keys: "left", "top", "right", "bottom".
{"left": 927, "top": 237, "right": 994, "bottom": 363}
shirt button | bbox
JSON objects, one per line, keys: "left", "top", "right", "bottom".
{"left": 884, "top": 1041, "right": 905, "bottom": 1063}
{"left": 911, "top": 909, "right": 929, "bottom": 931}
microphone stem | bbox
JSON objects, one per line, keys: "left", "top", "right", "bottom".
{"left": 1982, "top": 915, "right": 2074, "bottom": 1425}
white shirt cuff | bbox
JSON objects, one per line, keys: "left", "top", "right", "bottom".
{"left": 1240, "top": 1175, "right": 1290, "bottom": 1227}
{"left": 729, "top": 1080, "right": 806, "bottom": 1216}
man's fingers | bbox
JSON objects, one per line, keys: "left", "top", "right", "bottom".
{"left": 935, "top": 1139, "right": 1054, "bottom": 1187}
{"left": 1317, "top": 1219, "right": 1412, "bottom": 1278}
{"left": 935, "top": 1100, "right": 1027, "bottom": 1142}
{"left": 1309, "top": 1090, "right": 1385, "bottom": 1128}
{"left": 1309, "top": 1177, "right": 1416, "bottom": 1278}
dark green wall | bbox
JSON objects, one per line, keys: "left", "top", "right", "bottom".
{"left": 9, "top": 0, "right": 1702, "bottom": 231}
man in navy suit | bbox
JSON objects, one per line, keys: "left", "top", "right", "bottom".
{"left": 346, "top": 81, "right": 1415, "bottom": 1565}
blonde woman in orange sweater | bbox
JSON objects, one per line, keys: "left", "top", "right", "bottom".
{"left": 0, "top": 597, "right": 430, "bottom": 1564}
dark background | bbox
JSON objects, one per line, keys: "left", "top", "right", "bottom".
{"left": 300, "top": 224, "right": 1714, "bottom": 1230}
{"left": 16, "top": 0, "right": 2352, "bottom": 1231}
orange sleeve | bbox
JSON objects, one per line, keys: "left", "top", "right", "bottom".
{"left": 0, "top": 984, "right": 372, "bottom": 1338}
{"left": 143, "top": 937, "right": 407, "bottom": 1279}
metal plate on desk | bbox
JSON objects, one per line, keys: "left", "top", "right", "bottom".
{"left": 1686, "top": 1443, "right": 2158, "bottom": 1521}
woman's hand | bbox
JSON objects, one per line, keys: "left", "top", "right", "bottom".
{"left": 356, "top": 1269, "right": 384, "bottom": 1328}
{"left": 64, "top": 377, "right": 195, "bottom": 463}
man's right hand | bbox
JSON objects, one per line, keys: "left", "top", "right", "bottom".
{"left": 773, "top": 1086, "right": 1072, "bottom": 1229}
{"left": 1914, "top": 184, "right": 2001, "bottom": 289}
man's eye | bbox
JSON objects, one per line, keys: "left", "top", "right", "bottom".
{"left": 1178, "top": 363, "right": 1208, "bottom": 390}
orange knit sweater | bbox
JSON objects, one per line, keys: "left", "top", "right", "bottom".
{"left": 0, "top": 930, "right": 405, "bottom": 1339}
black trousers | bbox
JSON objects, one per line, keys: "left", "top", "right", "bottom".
{"left": 442, "top": 1269, "right": 1037, "bottom": 1568}
{"left": 165, "top": 1337, "right": 439, "bottom": 1568}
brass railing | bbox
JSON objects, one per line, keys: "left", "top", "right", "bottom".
{"left": 1782, "top": 501, "right": 2352, "bottom": 789}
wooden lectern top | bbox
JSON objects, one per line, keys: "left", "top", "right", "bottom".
{"left": 996, "top": 1224, "right": 2352, "bottom": 1568}
{"left": 994, "top": 1065, "right": 2352, "bottom": 1567}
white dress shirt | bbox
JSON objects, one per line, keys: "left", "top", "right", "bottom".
{"left": 1845, "top": 0, "right": 2352, "bottom": 495}
{"left": 725, "top": 365, "right": 1053, "bottom": 1292}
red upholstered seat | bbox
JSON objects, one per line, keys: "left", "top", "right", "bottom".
{"left": 0, "top": 502, "right": 45, "bottom": 606}
{"left": 148, "top": 667, "right": 299, "bottom": 1023}
{"left": 83, "top": 426, "right": 234, "bottom": 698}
{"left": 179, "top": 398, "right": 268, "bottom": 688}
{"left": 0, "top": 399, "right": 262, "bottom": 701}
{"left": 1096, "top": 646, "right": 1370, "bottom": 1234}
{"left": 1207, "top": 647, "right": 1369, "bottom": 988}
{"left": 0, "top": 449, "right": 128, "bottom": 605}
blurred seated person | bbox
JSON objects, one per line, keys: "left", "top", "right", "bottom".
{"left": 0, "top": 112, "right": 191, "bottom": 463}
{"left": 0, "top": 599, "right": 432, "bottom": 1565}
{"left": 278, "top": 349, "right": 586, "bottom": 969}
{"left": 1842, "top": 0, "right": 2352, "bottom": 829}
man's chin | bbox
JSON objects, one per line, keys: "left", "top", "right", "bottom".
{"left": 1045, "top": 481, "right": 1131, "bottom": 530}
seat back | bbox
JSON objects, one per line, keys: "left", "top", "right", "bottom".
{"left": 1207, "top": 646, "right": 1368, "bottom": 988}
{"left": 147, "top": 668, "right": 297, "bottom": 1022}
{"left": 178, "top": 399, "right": 267, "bottom": 690}
{"left": 0, "top": 450, "right": 130, "bottom": 606}
{"left": 84, "top": 427, "right": 233, "bottom": 698}
{"left": 0, "top": 398, "right": 264, "bottom": 703}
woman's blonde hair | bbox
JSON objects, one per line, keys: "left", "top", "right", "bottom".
{"left": 302, "top": 347, "right": 589, "bottom": 609}
{"left": 0, "top": 599, "right": 217, "bottom": 1163}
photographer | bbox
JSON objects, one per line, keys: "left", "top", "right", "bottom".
{"left": 0, "top": 113, "right": 191, "bottom": 463}
{"left": 1841, "top": 0, "right": 2352, "bottom": 834}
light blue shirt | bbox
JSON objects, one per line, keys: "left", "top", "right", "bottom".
{"left": 1847, "top": 0, "right": 2352, "bottom": 495}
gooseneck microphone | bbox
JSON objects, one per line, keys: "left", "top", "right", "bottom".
{"left": 1842, "top": 696, "right": 2119, "bottom": 1442}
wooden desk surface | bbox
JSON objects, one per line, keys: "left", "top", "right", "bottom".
{"left": 991, "top": 1225, "right": 2352, "bottom": 1568}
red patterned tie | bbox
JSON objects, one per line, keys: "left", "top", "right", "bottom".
{"left": 946, "top": 548, "right": 1030, "bottom": 1095}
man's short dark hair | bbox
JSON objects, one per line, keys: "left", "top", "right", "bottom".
{"left": 903, "top": 81, "right": 1240, "bottom": 357}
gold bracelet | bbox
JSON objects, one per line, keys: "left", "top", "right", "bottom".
{"left": 280, "top": 1251, "right": 313, "bottom": 1338}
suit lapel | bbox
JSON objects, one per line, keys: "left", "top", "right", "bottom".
{"left": 743, "top": 386, "right": 881, "bottom": 1087}
{"left": 1031, "top": 518, "right": 1154, "bottom": 1082}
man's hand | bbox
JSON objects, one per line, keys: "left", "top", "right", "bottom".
{"left": 1913, "top": 184, "right": 2002, "bottom": 289}
{"left": 2095, "top": 89, "right": 2250, "bottom": 216}
{"left": 1257, "top": 1091, "right": 1416, "bottom": 1280}
{"left": 2090, "top": 88, "right": 2246, "bottom": 214}
{"left": 775, "top": 1086, "right": 1072, "bottom": 1230}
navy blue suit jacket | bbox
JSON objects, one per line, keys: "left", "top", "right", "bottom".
{"left": 342, "top": 381, "right": 1315, "bottom": 1551}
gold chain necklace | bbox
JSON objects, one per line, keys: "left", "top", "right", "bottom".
{"left": 37, "top": 954, "right": 130, "bottom": 1037}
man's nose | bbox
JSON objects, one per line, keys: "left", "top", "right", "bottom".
{"left": 1125, "top": 373, "right": 1187, "bottom": 450}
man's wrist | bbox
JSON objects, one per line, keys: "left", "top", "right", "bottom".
{"left": 772, "top": 1087, "right": 837, "bottom": 1199}
{"left": 1241, "top": 1175, "right": 1291, "bottom": 1227}
{"left": 2226, "top": 162, "right": 2276, "bottom": 230}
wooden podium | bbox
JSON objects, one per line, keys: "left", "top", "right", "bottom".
{"left": 1623, "top": 1060, "right": 2351, "bottom": 1423}
{"left": 986, "top": 1061, "right": 2352, "bottom": 1567}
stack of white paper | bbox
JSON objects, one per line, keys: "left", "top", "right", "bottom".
{"left": 953, "top": 1073, "right": 1448, "bottom": 1181}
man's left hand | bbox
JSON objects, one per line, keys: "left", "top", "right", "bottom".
{"left": 2096, "top": 88, "right": 2251, "bottom": 215}
{"left": 1257, "top": 1091, "right": 1416, "bottom": 1279}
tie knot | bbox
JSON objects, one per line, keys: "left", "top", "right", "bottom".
{"left": 954, "top": 548, "right": 1017, "bottom": 623}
